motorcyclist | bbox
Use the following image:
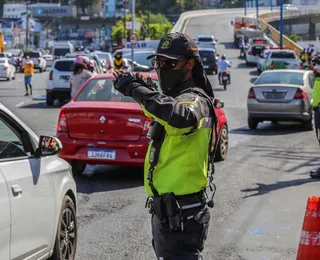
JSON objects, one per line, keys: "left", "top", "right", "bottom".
{"left": 218, "top": 54, "right": 231, "bottom": 85}
{"left": 310, "top": 63, "right": 320, "bottom": 178}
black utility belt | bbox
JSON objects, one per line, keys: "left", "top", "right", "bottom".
{"left": 145, "top": 192, "right": 206, "bottom": 232}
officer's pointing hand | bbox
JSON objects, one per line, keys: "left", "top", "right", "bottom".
{"left": 113, "top": 71, "right": 141, "bottom": 97}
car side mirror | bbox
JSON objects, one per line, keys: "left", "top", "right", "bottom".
{"left": 214, "top": 99, "right": 224, "bottom": 108}
{"left": 34, "top": 135, "right": 62, "bottom": 158}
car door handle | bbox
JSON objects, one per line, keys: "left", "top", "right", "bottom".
{"left": 11, "top": 184, "right": 22, "bottom": 196}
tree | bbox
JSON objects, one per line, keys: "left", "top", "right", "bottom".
{"left": 183, "top": 0, "right": 204, "bottom": 11}
{"left": 288, "top": 33, "right": 302, "bottom": 43}
{"left": 111, "top": 13, "right": 173, "bottom": 44}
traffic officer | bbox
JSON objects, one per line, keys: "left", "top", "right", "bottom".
{"left": 113, "top": 52, "right": 124, "bottom": 70}
{"left": 310, "top": 63, "right": 320, "bottom": 178}
{"left": 113, "top": 32, "right": 217, "bottom": 260}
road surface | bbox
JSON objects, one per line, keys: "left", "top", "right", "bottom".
{"left": 0, "top": 9, "right": 319, "bottom": 260}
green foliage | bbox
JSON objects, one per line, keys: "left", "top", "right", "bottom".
{"left": 288, "top": 34, "right": 302, "bottom": 43}
{"left": 183, "top": 0, "right": 204, "bottom": 11}
{"left": 111, "top": 13, "right": 172, "bottom": 44}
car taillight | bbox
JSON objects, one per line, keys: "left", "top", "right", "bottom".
{"left": 223, "top": 72, "right": 227, "bottom": 76}
{"left": 270, "top": 61, "right": 275, "bottom": 70}
{"left": 293, "top": 88, "right": 307, "bottom": 100}
{"left": 57, "top": 110, "right": 68, "bottom": 132}
{"left": 142, "top": 117, "right": 152, "bottom": 136}
{"left": 124, "top": 65, "right": 129, "bottom": 69}
{"left": 49, "top": 71, "right": 53, "bottom": 80}
{"left": 248, "top": 51, "right": 253, "bottom": 55}
{"left": 3, "top": 65, "right": 8, "bottom": 70}
{"left": 248, "top": 87, "right": 256, "bottom": 99}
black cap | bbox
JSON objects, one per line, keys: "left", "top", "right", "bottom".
{"left": 147, "top": 32, "right": 200, "bottom": 60}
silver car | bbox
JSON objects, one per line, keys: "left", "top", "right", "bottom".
{"left": 195, "top": 35, "right": 217, "bottom": 48}
{"left": 0, "top": 103, "right": 77, "bottom": 260}
{"left": 0, "top": 57, "right": 16, "bottom": 81}
{"left": 247, "top": 70, "right": 314, "bottom": 130}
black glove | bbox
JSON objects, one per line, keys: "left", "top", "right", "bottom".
{"left": 134, "top": 73, "right": 158, "bottom": 91}
{"left": 113, "top": 72, "right": 142, "bottom": 96}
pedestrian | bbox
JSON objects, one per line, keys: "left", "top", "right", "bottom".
{"left": 113, "top": 52, "right": 124, "bottom": 70}
{"left": 113, "top": 32, "right": 218, "bottom": 259}
{"left": 69, "top": 56, "right": 92, "bottom": 99}
{"left": 310, "top": 62, "right": 320, "bottom": 178}
{"left": 23, "top": 56, "right": 34, "bottom": 96}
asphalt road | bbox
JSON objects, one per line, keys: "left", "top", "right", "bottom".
{"left": 0, "top": 10, "right": 319, "bottom": 260}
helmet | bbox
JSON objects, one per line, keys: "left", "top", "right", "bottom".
{"left": 74, "top": 56, "right": 89, "bottom": 67}
{"left": 221, "top": 54, "right": 226, "bottom": 60}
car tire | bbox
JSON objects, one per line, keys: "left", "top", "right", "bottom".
{"left": 248, "top": 117, "right": 258, "bottom": 130}
{"left": 257, "top": 67, "right": 261, "bottom": 74}
{"left": 215, "top": 124, "right": 228, "bottom": 162}
{"left": 215, "top": 69, "right": 218, "bottom": 75}
{"left": 46, "top": 93, "right": 54, "bottom": 106}
{"left": 72, "top": 161, "right": 86, "bottom": 176}
{"left": 302, "top": 113, "right": 313, "bottom": 131}
{"left": 50, "top": 195, "right": 77, "bottom": 260}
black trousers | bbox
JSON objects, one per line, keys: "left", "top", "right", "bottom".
{"left": 151, "top": 206, "right": 210, "bottom": 260}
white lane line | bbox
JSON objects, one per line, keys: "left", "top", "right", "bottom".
{"left": 15, "top": 102, "right": 24, "bottom": 107}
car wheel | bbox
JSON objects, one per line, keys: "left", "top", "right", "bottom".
{"left": 215, "top": 124, "right": 228, "bottom": 162}
{"left": 215, "top": 69, "right": 218, "bottom": 75}
{"left": 50, "top": 195, "right": 77, "bottom": 260}
{"left": 46, "top": 93, "right": 54, "bottom": 106}
{"left": 302, "top": 113, "right": 313, "bottom": 131}
{"left": 257, "top": 67, "right": 261, "bottom": 74}
{"left": 248, "top": 117, "right": 258, "bottom": 130}
{"left": 72, "top": 161, "right": 86, "bottom": 176}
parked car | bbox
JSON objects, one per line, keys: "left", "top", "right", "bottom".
{"left": 56, "top": 72, "right": 228, "bottom": 175}
{"left": 247, "top": 70, "right": 314, "bottom": 130}
{"left": 0, "top": 102, "right": 77, "bottom": 260}
{"left": 46, "top": 58, "right": 75, "bottom": 106}
{"left": 0, "top": 57, "right": 16, "bottom": 81}
{"left": 198, "top": 47, "right": 219, "bottom": 75}
{"left": 22, "top": 51, "right": 47, "bottom": 72}
{"left": 43, "top": 54, "right": 54, "bottom": 67}
{"left": 195, "top": 35, "right": 217, "bottom": 48}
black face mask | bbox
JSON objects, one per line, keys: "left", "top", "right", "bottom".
{"left": 156, "top": 63, "right": 187, "bottom": 94}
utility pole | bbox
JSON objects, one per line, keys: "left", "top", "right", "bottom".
{"left": 131, "top": 0, "right": 135, "bottom": 63}
{"left": 279, "top": 0, "right": 283, "bottom": 48}
{"left": 123, "top": 0, "right": 127, "bottom": 39}
{"left": 244, "top": 0, "right": 247, "bottom": 16}
{"left": 26, "top": 0, "right": 29, "bottom": 50}
{"left": 256, "top": 0, "right": 259, "bottom": 18}
{"left": 147, "top": 0, "right": 150, "bottom": 38}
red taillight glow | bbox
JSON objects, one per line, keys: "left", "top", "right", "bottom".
{"left": 223, "top": 72, "right": 227, "bottom": 76}
{"left": 293, "top": 88, "right": 307, "bottom": 100}
{"left": 248, "top": 51, "right": 253, "bottom": 55}
{"left": 57, "top": 110, "right": 68, "bottom": 132}
{"left": 142, "top": 117, "right": 152, "bottom": 136}
{"left": 3, "top": 65, "right": 8, "bottom": 70}
{"left": 49, "top": 71, "right": 53, "bottom": 80}
{"left": 270, "top": 61, "right": 275, "bottom": 70}
{"left": 248, "top": 87, "right": 256, "bottom": 99}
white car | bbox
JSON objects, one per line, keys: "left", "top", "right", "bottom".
{"left": 0, "top": 103, "right": 77, "bottom": 260}
{"left": 195, "top": 35, "right": 217, "bottom": 48}
{"left": 246, "top": 44, "right": 268, "bottom": 65}
{"left": 283, "top": 4, "right": 298, "bottom": 10}
{"left": 22, "top": 51, "right": 47, "bottom": 72}
{"left": 0, "top": 57, "right": 16, "bottom": 81}
{"left": 46, "top": 58, "right": 76, "bottom": 106}
{"left": 43, "top": 54, "right": 54, "bottom": 67}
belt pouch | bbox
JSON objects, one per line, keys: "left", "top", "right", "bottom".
{"left": 152, "top": 196, "right": 167, "bottom": 224}
{"left": 163, "top": 193, "right": 181, "bottom": 231}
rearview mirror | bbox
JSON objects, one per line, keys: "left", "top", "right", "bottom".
{"left": 34, "top": 135, "right": 62, "bottom": 158}
{"left": 214, "top": 99, "right": 224, "bottom": 108}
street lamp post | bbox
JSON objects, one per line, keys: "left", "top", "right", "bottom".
{"left": 279, "top": 0, "right": 283, "bottom": 48}
{"left": 131, "top": 0, "right": 135, "bottom": 63}
{"left": 256, "top": 0, "right": 259, "bottom": 18}
{"left": 270, "top": 0, "right": 273, "bottom": 11}
{"left": 244, "top": 0, "right": 247, "bottom": 16}
{"left": 26, "top": 1, "right": 29, "bottom": 50}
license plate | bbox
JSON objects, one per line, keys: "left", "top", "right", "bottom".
{"left": 203, "top": 65, "right": 209, "bottom": 69}
{"left": 87, "top": 149, "right": 116, "bottom": 160}
{"left": 264, "top": 92, "right": 285, "bottom": 99}
{"left": 223, "top": 76, "right": 228, "bottom": 80}
{"left": 60, "top": 76, "right": 70, "bottom": 80}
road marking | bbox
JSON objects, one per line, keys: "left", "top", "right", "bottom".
{"left": 17, "top": 79, "right": 22, "bottom": 82}
{"left": 15, "top": 101, "right": 24, "bottom": 107}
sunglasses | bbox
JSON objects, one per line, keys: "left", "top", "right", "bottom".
{"left": 151, "top": 58, "right": 185, "bottom": 69}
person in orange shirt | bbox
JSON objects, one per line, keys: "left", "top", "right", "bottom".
{"left": 24, "top": 56, "right": 34, "bottom": 96}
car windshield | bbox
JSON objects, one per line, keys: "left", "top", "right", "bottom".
{"left": 24, "top": 52, "right": 39, "bottom": 58}
{"left": 255, "top": 72, "right": 304, "bottom": 85}
{"left": 0, "top": 59, "right": 6, "bottom": 64}
{"left": 96, "top": 53, "right": 111, "bottom": 62}
{"left": 76, "top": 78, "right": 160, "bottom": 102}
{"left": 123, "top": 51, "right": 154, "bottom": 67}
{"left": 198, "top": 37, "right": 213, "bottom": 42}
{"left": 271, "top": 52, "right": 295, "bottom": 59}
{"left": 54, "top": 48, "right": 70, "bottom": 56}
{"left": 199, "top": 50, "right": 215, "bottom": 58}
{"left": 54, "top": 60, "right": 74, "bottom": 72}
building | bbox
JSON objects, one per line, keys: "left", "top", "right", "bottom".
{"left": 3, "top": 3, "right": 61, "bottom": 18}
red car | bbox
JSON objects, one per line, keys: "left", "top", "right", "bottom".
{"left": 56, "top": 72, "right": 228, "bottom": 175}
